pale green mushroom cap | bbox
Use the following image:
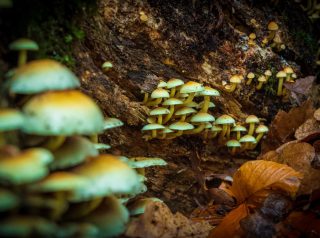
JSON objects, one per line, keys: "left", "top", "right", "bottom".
{"left": 128, "top": 197, "right": 163, "bottom": 216}
{"left": 0, "top": 216, "right": 57, "bottom": 237}
{"left": 166, "top": 78, "right": 184, "bottom": 89}
{"left": 22, "top": 90, "right": 105, "bottom": 136}
{"left": 157, "top": 81, "right": 167, "bottom": 88}
{"left": 0, "top": 108, "right": 24, "bottom": 131}
{"left": 247, "top": 72, "right": 255, "bottom": 79}
{"left": 255, "top": 125, "right": 269, "bottom": 134}
{"left": 211, "top": 125, "right": 222, "bottom": 132}
{"left": 0, "top": 188, "right": 19, "bottom": 212}
{"left": 179, "top": 81, "right": 204, "bottom": 94}
{"left": 199, "top": 86, "right": 220, "bottom": 96}
{"left": 190, "top": 112, "right": 215, "bottom": 123}
{"left": 231, "top": 125, "right": 247, "bottom": 132}
{"left": 9, "top": 59, "right": 80, "bottom": 94}
{"left": 245, "top": 115, "right": 260, "bottom": 124}
{"left": 197, "top": 101, "right": 215, "bottom": 109}
{"left": 149, "top": 107, "right": 170, "bottom": 116}
{"left": 184, "top": 101, "right": 199, "bottom": 108}
{"left": 79, "top": 196, "right": 129, "bottom": 238}
{"left": 94, "top": 143, "right": 111, "bottom": 150}
{"left": 0, "top": 148, "right": 53, "bottom": 185}
{"left": 174, "top": 107, "right": 197, "bottom": 116}
{"left": 258, "top": 75, "right": 267, "bottom": 83}
{"left": 162, "top": 98, "right": 183, "bottom": 106}
{"left": 264, "top": 70, "right": 272, "bottom": 76}
{"left": 9, "top": 38, "right": 39, "bottom": 51}
{"left": 29, "top": 172, "right": 90, "bottom": 193}
{"left": 276, "top": 71, "right": 286, "bottom": 78}
{"left": 71, "top": 155, "right": 141, "bottom": 201}
{"left": 50, "top": 136, "right": 98, "bottom": 170}
{"left": 104, "top": 118, "right": 123, "bottom": 129}
{"left": 169, "top": 121, "right": 194, "bottom": 131}
{"left": 226, "top": 140, "right": 241, "bottom": 147}
{"left": 126, "top": 157, "right": 167, "bottom": 168}
{"left": 239, "top": 135, "right": 257, "bottom": 143}
{"left": 204, "top": 122, "right": 213, "bottom": 129}
{"left": 150, "top": 88, "right": 169, "bottom": 99}
{"left": 142, "top": 123, "right": 165, "bottom": 131}
{"left": 162, "top": 127, "right": 174, "bottom": 133}
{"left": 102, "top": 61, "right": 113, "bottom": 69}
{"left": 215, "top": 115, "right": 235, "bottom": 125}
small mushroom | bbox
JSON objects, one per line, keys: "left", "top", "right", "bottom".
{"left": 162, "top": 98, "right": 183, "bottom": 123}
{"left": 245, "top": 115, "right": 260, "bottom": 135}
{"left": 198, "top": 86, "right": 220, "bottom": 112}
{"left": 266, "top": 21, "right": 279, "bottom": 41}
{"left": 166, "top": 78, "right": 184, "bottom": 97}
{"left": 149, "top": 107, "right": 170, "bottom": 125}
{"left": 169, "top": 121, "right": 194, "bottom": 137}
{"left": 224, "top": 75, "right": 241, "bottom": 93}
{"left": 248, "top": 33, "right": 256, "bottom": 46}
{"left": 141, "top": 123, "right": 165, "bottom": 139}
{"left": 185, "top": 112, "right": 215, "bottom": 134}
{"left": 215, "top": 115, "right": 235, "bottom": 141}
{"left": 264, "top": 70, "right": 272, "bottom": 82}
{"left": 174, "top": 107, "right": 197, "bottom": 122}
{"left": 210, "top": 125, "right": 222, "bottom": 139}
{"left": 256, "top": 75, "right": 267, "bottom": 90}
{"left": 239, "top": 134, "right": 257, "bottom": 150}
{"left": 255, "top": 124, "right": 269, "bottom": 144}
{"left": 283, "top": 66, "right": 294, "bottom": 82}
{"left": 231, "top": 124, "right": 247, "bottom": 140}
{"left": 226, "top": 140, "right": 241, "bottom": 155}
{"left": 276, "top": 70, "right": 287, "bottom": 96}
{"left": 246, "top": 72, "right": 255, "bottom": 85}
{"left": 146, "top": 88, "right": 169, "bottom": 106}
{"left": 9, "top": 38, "right": 39, "bottom": 66}
{"left": 179, "top": 81, "right": 204, "bottom": 104}
{"left": 101, "top": 61, "right": 113, "bottom": 72}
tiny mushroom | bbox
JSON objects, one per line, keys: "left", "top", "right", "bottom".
{"left": 141, "top": 123, "right": 165, "bottom": 139}
{"left": 199, "top": 86, "right": 220, "bottom": 112}
{"left": 146, "top": 88, "right": 169, "bottom": 106}
{"left": 210, "top": 125, "right": 222, "bottom": 139}
{"left": 166, "top": 78, "right": 184, "bottom": 97}
{"left": 246, "top": 72, "right": 255, "bottom": 85}
{"left": 149, "top": 107, "right": 170, "bottom": 125}
{"left": 255, "top": 124, "right": 269, "bottom": 144}
{"left": 239, "top": 134, "right": 257, "bottom": 150}
{"left": 9, "top": 38, "right": 39, "bottom": 66}
{"left": 264, "top": 70, "right": 272, "bottom": 82}
{"left": 101, "top": 61, "right": 113, "bottom": 71}
{"left": 283, "top": 66, "right": 294, "bottom": 82}
{"left": 256, "top": 75, "right": 267, "bottom": 90}
{"left": 248, "top": 33, "right": 256, "bottom": 46}
{"left": 174, "top": 107, "right": 197, "bottom": 122}
{"left": 231, "top": 124, "right": 247, "bottom": 140}
{"left": 162, "top": 98, "right": 183, "bottom": 123}
{"left": 215, "top": 115, "right": 236, "bottom": 140}
{"left": 225, "top": 75, "right": 241, "bottom": 93}
{"left": 267, "top": 21, "right": 279, "bottom": 41}
{"left": 245, "top": 115, "right": 260, "bottom": 135}
{"left": 179, "top": 81, "right": 204, "bottom": 104}
{"left": 226, "top": 140, "right": 241, "bottom": 155}
{"left": 185, "top": 112, "right": 215, "bottom": 134}
{"left": 169, "top": 121, "right": 194, "bottom": 137}
{"left": 276, "top": 70, "right": 287, "bottom": 96}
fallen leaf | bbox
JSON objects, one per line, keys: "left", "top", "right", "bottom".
{"left": 314, "top": 108, "right": 320, "bottom": 121}
{"left": 284, "top": 76, "right": 315, "bottom": 95}
{"left": 294, "top": 118, "right": 320, "bottom": 140}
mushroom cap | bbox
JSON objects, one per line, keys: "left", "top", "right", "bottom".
{"left": 0, "top": 188, "right": 19, "bottom": 212}
{"left": 163, "top": 127, "right": 174, "bottom": 133}
{"left": 169, "top": 121, "right": 194, "bottom": 131}
{"left": 204, "top": 122, "right": 213, "bottom": 129}
{"left": 79, "top": 196, "right": 129, "bottom": 238}
{"left": 179, "top": 81, "right": 204, "bottom": 94}
{"left": 166, "top": 78, "right": 184, "bottom": 89}
{"left": 283, "top": 66, "right": 294, "bottom": 74}
{"left": 230, "top": 75, "right": 242, "bottom": 83}
{"left": 215, "top": 115, "right": 235, "bottom": 125}
{"left": 22, "top": 90, "right": 105, "bottom": 136}
{"left": 199, "top": 86, "right": 220, "bottom": 96}
{"left": 94, "top": 143, "right": 111, "bottom": 150}
{"left": 104, "top": 118, "right": 123, "bottom": 130}
{"left": 190, "top": 112, "right": 215, "bottom": 123}
{"left": 197, "top": 101, "right": 215, "bottom": 109}
{"left": 255, "top": 125, "right": 269, "bottom": 134}
{"left": 183, "top": 101, "right": 199, "bottom": 108}
{"left": 71, "top": 155, "right": 141, "bottom": 201}
{"left": 239, "top": 135, "right": 257, "bottom": 143}
{"left": 211, "top": 125, "right": 222, "bottom": 132}
{"left": 9, "top": 38, "right": 39, "bottom": 51}
{"left": 0, "top": 108, "right": 24, "bottom": 131}
{"left": 126, "top": 157, "right": 167, "bottom": 168}
{"left": 231, "top": 125, "right": 247, "bottom": 132}
{"left": 258, "top": 75, "right": 267, "bottom": 82}
{"left": 50, "top": 136, "right": 99, "bottom": 170}
{"left": 149, "top": 107, "right": 170, "bottom": 116}
{"left": 150, "top": 88, "right": 169, "bottom": 99}
{"left": 226, "top": 140, "right": 241, "bottom": 147}
{"left": 128, "top": 197, "right": 163, "bottom": 216}
{"left": 245, "top": 115, "right": 260, "bottom": 124}
{"left": 291, "top": 73, "right": 297, "bottom": 79}
{"left": 29, "top": 172, "right": 90, "bottom": 193}
{"left": 102, "top": 61, "right": 113, "bottom": 69}
{"left": 157, "top": 81, "right": 167, "bottom": 88}
{"left": 247, "top": 72, "right": 255, "bottom": 79}
{"left": 264, "top": 70, "right": 272, "bottom": 76}
{"left": 174, "top": 107, "right": 197, "bottom": 116}
{"left": 0, "top": 148, "right": 53, "bottom": 185}
{"left": 249, "top": 33, "right": 256, "bottom": 39}
{"left": 142, "top": 123, "right": 165, "bottom": 131}
{"left": 267, "top": 21, "right": 279, "bottom": 31}
{"left": 276, "top": 71, "right": 286, "bottom": 78}
{"left": 162, "top": 98, "right": 183, "bottom": 106}
{"left": 9, "top": 59, "right": 80, "bottom": 94}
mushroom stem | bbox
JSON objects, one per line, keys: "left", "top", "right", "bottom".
{"left": 236, "top": 131, "right": 241, "bottom": 140}
{"left": 230, "top": 147, "right": 237, "bottom": 155}
{"left": 170, "top": 88, "right": 177, "bottom": 97}
{"left": 226, "top": 126, "right": 231, "bottom": 139}
{"left": 256, "top": 81, "right": 264, "bottom": 90}
{"left": 43, "top": 136, "right": 66, "bottom": 151}
{"left": 219, "top": 125, "right": 228, "bottom": 144}
{"left": 183, "top": 92, "right": 195, "bottom": 104}
{"left": 69, "top": 197, "right": 103, "bottom": 219}
{"left": 179, "top": 115, "right": 187, "bottom": 122}
{"left": 171, "top": 130, "right": 183, "bottom": 138}
{"left": 136, "top": 168, "right": 145, "bottom": 176}
{"left": 248, "top": 123, "right": 255, "bottom": 136}
{"left": 143, "top": 92, "right": 149, "bottom": 104}
{"left": 163, "top": 106, "right": 175, "bottom": 124}
{"left": 267, "top": 31, "right": 276, "bottom": 41}
{"left": 203, "top": 129, "right": 209, "bottom": 140}
{"left": 151, "top": 130, "right": 157, "bottom": 138}
{"left": 277, "top": 77, "right": 284, "bottom": 96}
{"left": 18, "top": 50, "right": 27, "bottom": 66}
{"left": 51, "top": 192, "right": 68, "bottom": 220}
{"left": 157, "top": 115, "right": 163, "bottom": 125}
{"left": 224, "top": 84, "right": 236, "bottom": 93}
{"left": 90, "top": 134, "right": 98, "bottom": 143}
{"left": 246, "top": 78, "right": 253, "bottom": 85}
{"left": 210, "top": 131, "right": 218, "bottom": 139}
{"left": 184, "top": 124, "right": 205, "bottom": 134}
{"left": 147, "top": 98, "right": 162, "bottom": 107}
{"left": 255, "top": 133, "right": 265, "bottom": 144}
{"left": 200, "top": 96, "right": 210, "bottom": 112}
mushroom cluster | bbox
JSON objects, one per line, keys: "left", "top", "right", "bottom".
{"left": 0, "top": 39, "right": 167, "bottom": 238}
{"left": 141, "top": 79, "right": 220, "bottom": 140}
{"left": 224, "top": 66, "right": 296, "bottom": 96}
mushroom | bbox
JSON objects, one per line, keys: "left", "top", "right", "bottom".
{"left": 256, "top": 75, "right": 267, "bottom": 90}
{"left": 174, "top": 107, "right": 197, "bottom": 122}
{"left": 157, "top": 81, "right": 167, "bottom": 88}
{"left": 8, "top": 59, "right": 80, "bottom": 95}
{"left": 266, "top": 21, "right": 279, "bottom": 41}
{"left": 22, "top": 90, "right": 105, "bottom": 150}
{"left": 0, "top": 188, "right": 19, "bottom": 213}
{"left": 224, "top": 75, "right": 241, "bottom": 93}
{"left": 248, "top": 33, "right": 256, "bottom": 46}
{"left": 146, "top": 88, "right": 169, "bottom": 106}
{"left": 141, "top": 123, "right": 165, "bottom": 139}
{"left": 166, "top": 78, "right": 184, "bottom": 97}
{"left": 239, "top": 135, "right": 257, "bottom": 150}
{"left": 169, "top": 121, "right": 194, "bottom": 138}
{"left": 226, "top": 140, "right": 241, "bottom": 155}
{"left": 179, "top": 81, "right": 204, "bottom": 104}
{"left": 9, "top": 38, "right": 39, "bottom": 66}
{"left": 104, "top": 118, "right": 124, "bottom": 130}
{"left": 261, "top": 37, "right": 269, "bottom": 47}
{"left": 210, "top": 125, "right": 222, "bottom": 139}
{"left": 127, "top": 197, "right": 163, "bottom": 216}
{"left": 283, "top": 66, "right": 294, "bottom": 82}
{"left": 162, "top": 98, "right": 183, "bottom": 123}
{"left": 276, "top": 70, "right": 286, "bottom": 96}
{"left": 185, "top": 112, "right": 215, "bottom": 134}
{"left": 102, "top": 61, "right": 113, "bottom": 72}
{"left": 264, "top": 70, "right": 272, "bottom": 82}
{"left": 255, "top": 124, "right": 269, "bottom": 144}
{"left": 149, "top": 107, "right": 170, "bottom": 124}
{"left": 199, "top": 86, "right": 220, "bottom": 112}
{"left": 215, "top": 115, "right": 235, "bottom": 141}
{"left": 246, "top": 72, "right": 255, "bottom": 85}
{"left": 231, "top": 124, "right": 247, "bottom": 140}
{"left": 245, "top": 115, "right": 260, "bottom": 135}
{"left": 0, "top": 108, "right": 24, "bottom": 146}
{"left": 197, "top": 101, "right": 215, "bottom": 110}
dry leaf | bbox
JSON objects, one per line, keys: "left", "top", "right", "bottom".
{"left": 314, "top": 108, "right": 320, "bottom": 121}
{"left": 294, "top": 118, "right": 320, "bottom": 140}
{"left": 261, "top": 100, "right": 315, "bottom": 153}
{"left": 283, "top": 76, "right": 315, "bottom": 96}
{"left": 126, "top": 202, "right": 212, "bottom": 238}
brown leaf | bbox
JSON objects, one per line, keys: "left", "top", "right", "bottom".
{"left": 294, "top": 118, "right": 320, "bottom": 140}
{"left": 284, "top": 76, "right": 315, "bottom": 95}
{"left": 314, "top": 108, "right": 320, "bottom": 121}
{"left": 230, "top": 160, "right": 302, "bottom": 203}
{"left": 208, "top": 204, "right": 247, "bottom": 238}
{"left": 261, "top": 100, "right": 315, "bottom": 153}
